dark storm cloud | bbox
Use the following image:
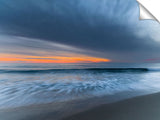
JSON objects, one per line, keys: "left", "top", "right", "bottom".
{"left": 0, "top": 0, "right": 160, "bottom": 62}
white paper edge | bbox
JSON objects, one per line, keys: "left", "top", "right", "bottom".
{"left": 137, "top": 1, "right": 158, "bottom": 22}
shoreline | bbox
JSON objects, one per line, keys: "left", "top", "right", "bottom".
{"left": 0, "top": 91, "right": 159, "bottom": 120}
{"left": 63, "top": 92, "right": 160, "bottom": 120}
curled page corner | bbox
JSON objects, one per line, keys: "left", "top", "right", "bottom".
{"left": 137, "top": 0, "right": 160, "bottom": 23}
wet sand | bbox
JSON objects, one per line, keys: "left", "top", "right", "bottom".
{"left": 63, "top": 92, "right": 160, "bottom": 120}
{"left": 0, "top": 92, "right": 160, "bottom": 120}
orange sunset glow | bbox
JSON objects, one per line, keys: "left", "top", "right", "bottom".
{"left": 0, "top": 53, "right": 111, "bottom": 63}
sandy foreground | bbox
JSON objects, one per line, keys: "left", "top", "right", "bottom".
{"left": 0, "top": 92, "right": 160, "bottom": 120}
{"left": 63, "top": 92, "right": 160, "bottom": 120}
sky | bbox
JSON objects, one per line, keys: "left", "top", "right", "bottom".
{"left": 0, "top": 0, "right": 160, "bottom": 64}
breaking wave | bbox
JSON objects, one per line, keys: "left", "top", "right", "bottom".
{"left": 0, "top": 68, "right": 151, "bottom": 74}
{"left": 0, "top": 67, "right": 160, "bottom": 108}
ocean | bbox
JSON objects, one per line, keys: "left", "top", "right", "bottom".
{"left": 0, "top": 63, "right": 160, "bottom": 109}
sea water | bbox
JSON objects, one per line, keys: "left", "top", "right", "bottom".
{"left": 0, "top": 63, "right": 160, "bottom": 109}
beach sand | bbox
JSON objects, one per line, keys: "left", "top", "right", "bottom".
{"left": 0, "top": 92, "right": 160, "bottom": 120}
{"left": 63, "top": 92, "right": 160, "bottom": 120}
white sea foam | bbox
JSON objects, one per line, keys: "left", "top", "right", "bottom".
{"left": 0, "top": 69, "right": 160, "bottom": 108}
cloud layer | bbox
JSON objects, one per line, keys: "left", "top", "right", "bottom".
{"left": 0, "top": 0, "right": 160, "bottom": 63}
